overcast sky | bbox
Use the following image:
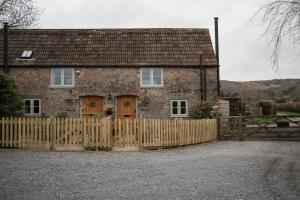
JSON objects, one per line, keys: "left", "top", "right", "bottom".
{"left": 36, "top": 0, "right": 300, "bottom": 81}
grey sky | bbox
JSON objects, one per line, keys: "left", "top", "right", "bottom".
{"left": 36, "top": 0, "right": 300, "bottom": 81}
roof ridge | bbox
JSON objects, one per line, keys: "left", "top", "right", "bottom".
{"left": 6, "top": 28, "right": 209, "bottom": 32}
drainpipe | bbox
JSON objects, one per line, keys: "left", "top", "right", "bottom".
{"left": 214, "top": 17, "right": 220, "bottom": 97}
{"left": 3, "top": 22, "right": 9, "bottom": 73}
{"left": 199, "top": 54, "right": 204, "bottom": 100}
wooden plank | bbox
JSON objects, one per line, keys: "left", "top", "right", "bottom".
{"left": 82, "top": 118, "right": 86, "bottom": 147}
{"left": 5, "top": 118, "right": 8, "bottom": 147}
{"left": 0, "top": 118, "right": 3, "bottom": 147}
{"left": 17, "top": 118, "right": 21, "bottom": 147}
{"left": 46, "top": 118, "right": 50, "bottom": 148}
{"left": 96, "top": 118, "right": 99, "bottom": 149}
{"left": 144, "top": 118, "right": 148, "bottom": 147}
{"left": 22, "top": 118, "right": 26, "bottom": 148}
{"left": 125, "top": 119, "right": 129, "bottom": 147}
{"left": 9, "top": 117, "right": 12, "bottom": 147}
{"left": 57, "top": 118, "right": 60, "bottom": 146}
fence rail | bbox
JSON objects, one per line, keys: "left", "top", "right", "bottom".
{"left": 0, "top": 117, "right": 217, "bottom": 150}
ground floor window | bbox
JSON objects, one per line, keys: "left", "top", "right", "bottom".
{"left": 171, "top": 100, "right": 188, "bottom": 117}
{"left": 24, "top": 99, "right": 41, "bottom": 116}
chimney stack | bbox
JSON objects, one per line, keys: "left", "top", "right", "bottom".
{"left": 214, "top": 17, "right": 220, "bottom": 96}
{"left": 3, "top": 22, "right": 9, "bottom": 73}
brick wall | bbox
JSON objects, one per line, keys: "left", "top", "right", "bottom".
{"left": 5, "top": 67, "right": 218, "bottom": 118}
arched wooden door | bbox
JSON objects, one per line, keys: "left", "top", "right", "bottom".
{"left": 116, "top": 95, "right": 137, "bottom": 119}
{"left": 81, "top": 96, "right": 104, "bottom": 117}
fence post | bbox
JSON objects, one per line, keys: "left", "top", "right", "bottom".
{"left": 238, "top": 115, "right": 243, "bottom": 141}
{"left": 217, "top": 117, "right": 222, "bottom": 140}
{"left": 49, "top": 118, "right": 54, "bottom": 150}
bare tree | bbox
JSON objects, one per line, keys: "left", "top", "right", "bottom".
{"left": 0, "top": 0, "right": 41, "bottom": 27}
{"left": 255, "top": 0, "right": 300, "bottom": 68}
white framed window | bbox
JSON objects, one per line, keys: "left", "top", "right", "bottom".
{"left": 51, "top": 68, "right": 74, "bottom": 87}
{"left": 140, "top": 68, "right": 163, "bottom": 87}
{"left": 171, "top": 100, "right": 188, "bottom": 117}
{"left": 24, "top": 99, "right": 41, "bottom": 116}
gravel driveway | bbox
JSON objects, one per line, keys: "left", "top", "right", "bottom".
{"left": 0, "top": 141, "right": 299, "bottom": 200}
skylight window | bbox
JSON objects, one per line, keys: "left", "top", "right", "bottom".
{"left": 21, "top": 50, "right": 33, "bottom": 58}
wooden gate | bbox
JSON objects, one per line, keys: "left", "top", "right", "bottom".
{"left": 219, "top": 115, "right": 300, "bottom": 140}
{"left": 116, "top": 95, "right": 137, "bottom": 119}
{"left": 81, "top": 96, "right": 104, "bottom": 117}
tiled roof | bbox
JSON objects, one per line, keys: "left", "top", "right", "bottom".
{"left": 0, "top": 28, "right": 218, "bottom": 67}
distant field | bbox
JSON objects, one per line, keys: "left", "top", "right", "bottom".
{"left": 221, "top": 79, "right": 300, "bottom": 102}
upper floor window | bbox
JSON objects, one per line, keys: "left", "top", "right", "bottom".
{"left": 171, "top": 100, "right": 188, "bottom": 117}
{"left": 24, "top": 99, "right": 41, "bottom": 116}
{"left": 140, "top": 68, "right": 163, "bottom": 87}
{"left": 51, "top": 68, "right": 74, "bottom": 87}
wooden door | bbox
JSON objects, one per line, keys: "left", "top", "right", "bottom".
{"left": 116, "top": 95, "right": 137, "bottom": 118}
{"left": 81, "top": 96, "right": 104, "bottom": 117}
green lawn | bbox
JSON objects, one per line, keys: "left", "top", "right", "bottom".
{"left": 247, "top": 117, "right": 276, "bottom": 125}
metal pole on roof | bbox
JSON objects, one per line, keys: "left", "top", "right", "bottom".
{"left": 214, "top": 17, "right": 220, "bottom": 97}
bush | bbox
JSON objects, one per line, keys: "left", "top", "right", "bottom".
{"left": 277, "top": 102, "right": 300, "bottom": 113}
{"left": 0, "top": 74, "right": 24, "bottom": 117}
{"left": 258, "top": 100, "right": 276, "bottom": 115}
{"left": 56, "top": 112, "right": 68, "bottom": 118}
{"left": 190, "top": 101, "right": 213, "bottom": 119}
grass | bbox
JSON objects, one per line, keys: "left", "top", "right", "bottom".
{"left": 247, "top": 117, "right": 276, "bottom": 125}
{"left": 247, "top": 111, "right": 300, "bottom": 125}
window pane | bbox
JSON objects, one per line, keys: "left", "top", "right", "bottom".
{"left": 172, "top": 107, "right": 178, "bottom": 114}
{"left": 64, "top": 69, "right": 73, "bottom": 77}
{"left": 25, "top": 100, "right": 30, "bottom": 107}
{"left": 34, "top": 106, "right": 39, "bottom": 114}
{"left": 34, "top": 100, "right": 39, "bottom": 107}
{"left": 24, "top": 100, "right": 31, "bottom": 114}
{"left": 52, "top": 69, "right": 62, "bottom": 85}
{"left": 25, "top": 106, "right": 30, "bottom": 114}
{"left": 172, "top": 101, "right": 178, "bottom": 108}
{"left": 53, "top": 76, "right": 61, "bottom": 85}
{"left": 181, "top": 107, "right": 186, "bottom": 114}
{"left": 52, "top": 69, "right": 61, "bottom": 77}
{"left": 142, "top": 77, "right": 151, "bottom": 85}
{"left": 180, "top": 101, "right": 186, "bottom": 108}
{"left": 142, "top": 68, "right": 151, "bottom": 77}
{"left": 153, "top": 76, "right": 161, "bottom": 85}
{"left": 153, "top": 69, "right": 161, "bottom": 77}
{"left": 64, "top": 77, "right": 73, "bottom": 85}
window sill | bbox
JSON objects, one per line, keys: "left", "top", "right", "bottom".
{"left": 24, "top": 113, "right": 41, "bottom": 117}
{"left": 140, "top": 85, "right": 164, "bottom": 89}
{"left": 49, "top": 85, "right": 75, "bottom": 89}
{"left": 171, "top": 115, "right": 188, "bottom": 118}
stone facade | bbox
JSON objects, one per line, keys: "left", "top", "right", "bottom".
{"left": 4, "top": 67, "right": 218, "bottom": 118}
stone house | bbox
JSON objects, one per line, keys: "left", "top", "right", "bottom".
{"left": 0, "top": 24, "right": 220, "bottom": 119}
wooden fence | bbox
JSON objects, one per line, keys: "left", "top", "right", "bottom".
{"left": 114, "top": 118, "right": 217, "bottom": 148}
{"left": 0, "top": 117, "right": 217, "bottom": 150}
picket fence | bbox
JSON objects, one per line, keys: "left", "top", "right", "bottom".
{"left": 0, "top": 117, "right": 217, "bottom": 150}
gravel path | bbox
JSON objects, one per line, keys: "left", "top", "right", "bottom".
{"left": 0, "top": 141, "right": 300, "bottom": 200}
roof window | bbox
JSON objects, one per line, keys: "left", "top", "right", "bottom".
{"left": 21, "top": 50, "right": 33, "bottom": 58}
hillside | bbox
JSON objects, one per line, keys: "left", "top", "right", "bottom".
{"left": 220, "top": 79, "right": 300, "bottom": 102}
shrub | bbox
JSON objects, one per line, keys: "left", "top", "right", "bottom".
{"left": 0, "top": 74, "right": 24, "bottom": 117}
{"left": 56, "top": 112, "right": 68, "bottom": 118}
{"left": 40, "top": 112, "right": 49, "bottom": 118}
{"left": 190, "top": 101, "right": 213, "bottom": 119}
{"left": 258, "top": 100, "right": 276, "bottom": 115}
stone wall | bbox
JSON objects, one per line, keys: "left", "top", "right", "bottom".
{"left": 5, "top": 67, "right": 218, "bottom": 118}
